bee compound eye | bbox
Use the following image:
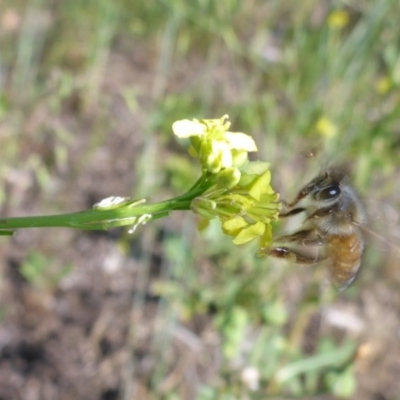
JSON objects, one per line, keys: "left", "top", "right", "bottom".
{"left": 317, "top": 185, "right": 341, "bottom": 201}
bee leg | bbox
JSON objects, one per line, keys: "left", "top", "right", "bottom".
{"left": 274, "top": 230, "right": 324, "bottom": 246}
{"left": 279, "top": 207, "right": 306, "bottom": 218}
{"left": 267, "top": 247, "right": 326, "bottom": 265}
{"left": 285, "top": 179, "right": 320, "bottom": 207}
{"left": 282, "top": 170, "right": 331, "bottom": 211}
{"left": 277, "top": 199, "right": 307, "bottom": 218}
{"left": 261, "top": 229, "right": 326, "bottom": 263}
{"left": 305, "top": 207, "right": 336, "bottom": 221}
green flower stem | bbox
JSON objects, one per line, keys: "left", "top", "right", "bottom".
{"left": 0, "top": 201, "right": 183, "bottom": 231}
{"left": 0, "top": 174, "right": 215, "bottom": 233}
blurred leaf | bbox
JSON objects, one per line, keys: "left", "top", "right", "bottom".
{"left": 0, "top": 230, "right": 14, "bottom": 236}
{"left": 325, "top": 365, "right": 357, "bottom": 398}
{"left": 262, "top": 300, "right": 288, "bottom": 326}
{"left": 215, "top": 306, "right": 249, "bottom": 359}
{"left": 20, "top": 252, "right": 71, "bottom": 290}
{"left": 275, "top": 340, "right": 357, "bottom": 384}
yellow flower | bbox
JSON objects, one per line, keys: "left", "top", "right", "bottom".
{"left": 316, "top": 117, "right": 337, "bottom": 138}
{"left": 328, "top": 10, "right": 350, "bottom": 29}
{"left": 172, "top": 115, "right": 281, "bottom": 248}
{"left": 191, "top": 162, "right": 281, "bottom": 247}
{"left": 231, "top": 220, "right": 266, "bottom": 245}
{"left": 375, "top": 76, "right": 392, "bottom": 95}
{"left": 172, "top": 115, "right": 257, "bottom": 173}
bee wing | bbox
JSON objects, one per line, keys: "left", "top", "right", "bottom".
{"left": 362, "top": 199, "right": 400, "bottom": 253}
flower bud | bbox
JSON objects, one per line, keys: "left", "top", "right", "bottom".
{"left": 239, "top": 174, "right": 258, "bottom": 188}
{"left": 216, "top": 168, "right": 241, "bottom": 189}
{"left": 231, "top": 150, "right": 249, "bottom": 169}
{"left": 248, "top": 170, "right": 271, "bottom": 200}
{"left": 191, "top": 197, "right": 217, "bottom": 220}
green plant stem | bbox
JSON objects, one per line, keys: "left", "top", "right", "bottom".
{"left": 0, "top": 174, "right": 215, "bottom": 233}
{"left": 0, "top": 200, "right": 187, "bottom": 230}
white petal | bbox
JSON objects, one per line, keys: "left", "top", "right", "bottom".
{"left": 212, "top": 140, "right": 232, "bottom": 169}
{"left": 93, "top": 196, "right": 131, "bottom": 209}
{"left": 225, "top": 132, "right": 258, "bottom": 151}
{"left": 172, "top": 119, "right": 205, "bottom": 138}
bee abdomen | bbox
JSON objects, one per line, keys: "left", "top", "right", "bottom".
{"left": 328, "top": 234, "right": 364, "bottom": 289}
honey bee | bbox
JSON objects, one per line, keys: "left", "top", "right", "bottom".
{"left": 265, "top": 168, "right": 367, "bottom": 289}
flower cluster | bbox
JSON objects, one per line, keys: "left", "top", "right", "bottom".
{"left": 173, "top": 115, "right": 281, "bottom": 248}
{"left": 173, "top": 115, "right": 257, "bottom": 174}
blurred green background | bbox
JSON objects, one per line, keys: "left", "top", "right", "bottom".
{"left": 0, "top": 1, "right": 399, "bottom": 399}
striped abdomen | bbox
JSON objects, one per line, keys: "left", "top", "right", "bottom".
{"left": 327, "top": 233, "right": 364, "bottom": 289}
